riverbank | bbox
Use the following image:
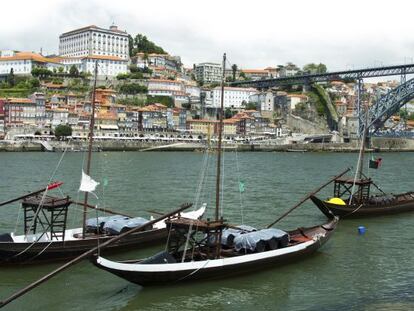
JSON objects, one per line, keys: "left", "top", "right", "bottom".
{"left": 2, "top": 137, "right": 414, "bottom": 152}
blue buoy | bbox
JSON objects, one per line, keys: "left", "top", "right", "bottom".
{"left": 358, "top": 226, "right": 366, "bottom": 235}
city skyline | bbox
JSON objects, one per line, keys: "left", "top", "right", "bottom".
{"left": 1, "top": 0, "right": 414, "bottom": 71}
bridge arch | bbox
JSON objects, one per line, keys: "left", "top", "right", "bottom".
{"left": 364, "top": 77, "right": 414, "bottom": 133}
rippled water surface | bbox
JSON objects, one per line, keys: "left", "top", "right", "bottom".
{"left": 0, "top": 151, "right": 414, "bottom": 310}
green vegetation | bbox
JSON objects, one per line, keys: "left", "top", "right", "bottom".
{"left": 399, "top": 109, "right": 414, "bottom": 121}
{"left": 117, "top": 94, "right": 175, "bottom": 108}
{"left": 119, "top": 83, "right": 148, "bottom": 95}
{"left": 146, "top": 95, "right": 174, "bottom": 108}
{"left": 116, "top": 66, "right": 152, "bottom": 80}
{"left": 129, "top": 34, "right": 166, "bottom": 56}
{"left": 306, "top": 91, "right": 325, "bottom": 116}
{"left": 224, "top": 108, "right": 236, "bottom": 119}
{"left": 0, "top": 75, "right": 41, "bottom": 97}
{"left": 232, "top": 64, "right": 238, "bottom": 81}
{"left": 311, "top": 84, "right": 339, "bottom": 130}
{"left": 54, "top": 124, "right": 72, "bottom": 139}
{"left": 245, "top": 102, "right": 257, "bottom": 110}
{"left": 117, "top": 97, "right": 146, "bottom": 106}
{"left": 67, "top": 78, "right": 88, "bottom": 93}
{"left": 303, "top": 63, "right": 327, "bottom": 74}
{"left": 31, "top": 67, "right": 53, "bottom": 79}
{"left": 7, "top": 68, "right": 15, "bottom": 87}
{"left": 69, "top": 65, "right": 79, "bottom": 77}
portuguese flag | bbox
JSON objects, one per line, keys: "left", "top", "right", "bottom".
{"left": 369, "top": 156, "right": 382, "bottom": 169}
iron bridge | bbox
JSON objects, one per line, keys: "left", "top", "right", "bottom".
{"left": 231, "top": 63, "right": 414, "bottom": 88}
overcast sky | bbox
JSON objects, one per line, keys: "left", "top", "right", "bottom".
{"left": 1, "top": 0, "right": 414, "bottom": 71}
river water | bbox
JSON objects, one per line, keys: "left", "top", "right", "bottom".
{"left": 0, "top": 151, "right": 414, "bottom": 311}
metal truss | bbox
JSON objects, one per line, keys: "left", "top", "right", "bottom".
{"left": 360, "top": 77, "right": 414, "bottom": 134}
{"left": 231, "top": 64, "right": 414, "bottom": 88}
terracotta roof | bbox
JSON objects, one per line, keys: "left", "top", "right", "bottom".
{"left": 60, "top": 25, "right": 127, "bottom": 37}
{"left": 287, "top": 94, "right": 308, "bottom": 99}
{"left": 0, "top": 52, "right": 61, "bottom": 64}
{"left": 149, "top": 79, "right": 181, "bottom": 84}
{"left": 84, "top": 55, "right": 126, "bottom": 61}
{"left": 241, "top": 69, "right": 268, "bottom": 74}
{"left": 7, "top": 98, "right": 34, "bottom": 104}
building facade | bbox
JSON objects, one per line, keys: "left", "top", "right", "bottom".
{"left": 59, "top": 25, "right": 129, "bottom": 60}
{"left": 0, "top": 51, "right": 61, "bottom": 76}
{"left": 195, "top": 63, "right": 222, "bottom": 84}
{"left": 211, "top": 87, "right": 257, "bottom": 108}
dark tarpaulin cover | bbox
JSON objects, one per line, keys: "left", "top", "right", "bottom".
{"left": 234, "top": 228, "right": 289, "bottom": 253}
{"left": 103, "top": 217, "right": 152, "bottom": 235}
{"left": 220, "top": 225, "right": 257, "bottom": 247}
{"left": 86, "top": 215, "right": 129, "bottom": 233}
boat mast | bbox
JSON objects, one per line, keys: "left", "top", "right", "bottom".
{"left": 356, "top": 99, "right": 370, "bottom": 180}
{"left": 215, "top": 53, "right": 226, "bottom": 221}
{"left": 82, "top": 60, "right": 98, "bottom": 238}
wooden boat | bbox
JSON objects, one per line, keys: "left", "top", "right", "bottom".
{"left": 310, "top": 177, "right": 414, "bottom": 218}
{"left": 0, "top": 62, "right": 205, "bottom": 265}
{"left": 93, "top": 217, "right": 337, "bottom": 285}
{"left": 91, "top": 53, "right": 339, "bottom": 286}
{"left": 0, "top": 194, "right": 204, "bottom": 264}
{"left": 310, "top": 97, "right": 414, "bottom": 219}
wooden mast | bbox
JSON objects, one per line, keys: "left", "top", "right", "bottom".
{"left": 213, "top": 53, "right": 226, "bottom": 258}
{"left": 82, "top": 60, "right": 98, "bottom": 239}
{"left": 356, "top": 98, "right": 370, "bottom": 180}
{"left": 215, "top": 53, "right": 226, "bottom": 221}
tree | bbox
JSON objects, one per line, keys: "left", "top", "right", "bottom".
{"left": 58, "top": 66, "right": 64, "bottom": 73}
{"left": 146, "top": 95, "right": 174, "bottom": 108}
{"left": 31, "top": 67, "right": 53, "bottom": 79}
{"left": 128, "top": 34, "right": 134, "bottom": 57}
{"left": 28, "top": 78, "right": 40, "bottom": 88}
{"left": 55, "top": 124, "right": 72, "bottom": 139}
{"left": 119, "top": 83, "right": 148, "bottom": 95}
{"left": 245, "top": 102, "right": 257, "bottom": 110}
{"left": 303, "top": 63, "right": 327, "bottom": 74}
{"left": 69, "top": 65, "right": 79, "bottom": 77}
{"left": 224, "top": 108, "right": 234, "bottom": 119}
{"left": 7, "top": 68, "right": 15, "bottom": 87}
{"left": 399, "top": 109, "right": 409, "bottom": 120}
{"left": 116, "top": 73, "right": 130, "bottom": 80}
{"left": 129, "top": 64, "right": 139, "bottom": 73}
{"left": 231, "top": 64, "right": 238, "bottom": 81}
{"left": 132, "top": 34, "right": 166, "bottom": 55}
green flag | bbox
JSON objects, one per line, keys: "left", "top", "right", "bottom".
{"left": 239, "top": 181, "right": 245, "bottom": 193}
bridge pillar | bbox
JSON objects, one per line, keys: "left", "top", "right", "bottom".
{"left": 401, "top": 69, "right": 407, "bottom": 130}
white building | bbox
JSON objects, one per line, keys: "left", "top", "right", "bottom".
{"left": 60, "top": 55, "right": 128, "bottom": 77}
{"left": 212, "top": 87, "right": 257, "bottom": 108}
{"left": 50, "top": 109, "right": 69, "bottom": 128}
{"left": 249, "top": 91, "right": 274, "bottom": 112}
{"left": 59, "top": 24, "right": 129, "bottom": 60}
{"left": 0, "top": 51, "right": 61, "bottom": 76}
{"left": 195, "top": 63, "right": 222, "bottom": 84}
{"left": 147, "top": 79, "right": 200, "bottom": 104}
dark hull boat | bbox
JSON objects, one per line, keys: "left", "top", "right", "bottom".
{"left": 93, "top": 218, "right": 337, "bottom": 286}
{"left": 310, "top": 192, "right": 414, "bottom": 219}
{"left": 0, "top": 228, "right": 167, "bottom": 264}
{"left": 0, "top": 194, "right": 206, "bottom": 264}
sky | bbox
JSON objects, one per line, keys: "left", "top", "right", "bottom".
{"left": 1, "top": 0, "right": 414, "bottom": 72}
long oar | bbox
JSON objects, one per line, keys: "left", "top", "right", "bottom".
{"left": 71, "top": 201, "right": 132, "bottom": 218}
{"left": 0, "top": 182, "right": 63, "bottom": 207}
{"left": 267, "top": 168, "right": 350, "bottom": 228}
{"left": 0, "top": 202, "right": 193, "bottom": 308}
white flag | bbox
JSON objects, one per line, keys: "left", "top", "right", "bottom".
{"left": 79, "top": 170, "right": 100, "bottom": 195}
